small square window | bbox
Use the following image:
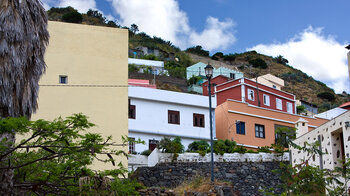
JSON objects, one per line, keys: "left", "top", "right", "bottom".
{"left": 272, "top": 85, "right": 277, "bottom": 89}
{"left": 149, "top": 139, "right": 159, "bottom": 151}
{"left": 193, "top": 113, "right": 205, "bottom": 127}
{"left": 276, "top": 98, "right": 282, "bottom": 110}
{"left": 248, "top": 89, "right": 254, "bottom": 101}
{"left": 128, "top": 99, "right": 136, "bottom": 119}
{"left": 255, "top": 124, "right": 265, "bottom": 138}
{"left": 263, "top": 94, "right": 270, "bottom": 106}
{"left": 168, "top": 110, "right": 180, "bottom": 124}
{"left": 59, "top": 75, "right": 67, "bottom": 84}
{"left": 230, "top": 73, "right": 235, "bottom": 79}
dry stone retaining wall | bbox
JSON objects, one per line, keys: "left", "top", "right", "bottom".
{"left": 132, "top": 161, "right": 285, "bottom": 196}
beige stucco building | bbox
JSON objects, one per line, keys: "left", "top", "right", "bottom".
{"left": 32, "top": 21, "right": 129, "bottom": 170}
{"left": 256, "top": 74, "right": 284, "bottom": 90}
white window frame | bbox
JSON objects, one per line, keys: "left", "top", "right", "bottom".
{"left": 247, "top": 89, "right": 255, "bottom": 101}
{"left": 287, "top": 102, "right": 293, "bottom": 114}
{"left": 263, "top": 94, "right": 270, "bottom": 106}
{"left": 276, "top": 98, "right": 282, "bottom": 110}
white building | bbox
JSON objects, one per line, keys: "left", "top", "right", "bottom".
{"left": 128, "top": 58, "right": 167, "bottom": 75}
{"left": 291, "top": 110, "right": 350, "bottom": 189}
{"left": 128, "top": 87, "right": 216, "bottom": 153}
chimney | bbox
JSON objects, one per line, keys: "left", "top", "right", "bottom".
{"left": 295, "top": 118, "right": 309, "bottom": 138}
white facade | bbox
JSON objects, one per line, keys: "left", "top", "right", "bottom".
{"left": 128, "top": 58, "right": 167, "bottom": 75}
{"left": 128, "top": 87, "right": 216, "bottom": 153}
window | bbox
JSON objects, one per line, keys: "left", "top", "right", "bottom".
{"left": 193, "top": 113, "right": 205, "bottom": 127}
{"left": 59, "top": 75, "right": 67, "bottom": 84}
{"left": 129, "top": 137, "right": 135, "bottom": 153}
{"left": 287, "top": 102, "right": 293, "bottom": 114}
{"left": 236, "top": 121, "right": 245, "bottom": 135}
{"left": 248, "top": 89, "right": 254, "bottom": 101}
{"left": 149, "top": 139, "right": 159, "bottom": 151}
{"left": 230, "top": 73, "right": 235, "bottom": 79}
{"left": 168, "top": 110, "right": 180, "bottom": 124}
{"left": 272, "top": 85, "right": 277, "bottom": 89}
{"left": 255, "top": 124, "right": 265, "bottom": 138}
{"left": 276, "top": 98, "right": 282, "bottom": 110}
{"left": 128, "top": 99, "right": 136, "bottom": 119}
{"left": 263, "top": 94, "right": 270, "bottom": 106}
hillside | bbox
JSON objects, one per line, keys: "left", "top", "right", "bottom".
{"left": 46, "top": 7, "right": 349, "bottom": 113}
{"left": 189, "top": 52, "right": 348, "bottom": 112}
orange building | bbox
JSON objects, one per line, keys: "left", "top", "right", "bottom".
{"left": 215, "top": 99, "right": 328, "bottom": 148}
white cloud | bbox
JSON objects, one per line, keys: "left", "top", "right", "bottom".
{"left": 41, "top": 0, "right": 97, "bottom": 13}
{"left": 108, "top": 0, "right": 236, "bottom": 51}
{"left": 189, "top": 17, "right": 236, "bottom": 51}
{"left": 248, "top": 27, "right": 349, "bottom": 93}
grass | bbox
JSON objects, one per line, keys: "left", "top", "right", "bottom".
{"left": 174, "top": 176, "right": 232, "bottom": 195}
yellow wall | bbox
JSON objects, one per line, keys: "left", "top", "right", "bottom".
{"left": 32, "top": 21, "right": 128, "bottom": 170}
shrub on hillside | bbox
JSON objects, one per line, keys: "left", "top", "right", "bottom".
{"left": 248, "top": 58, "right": 267, "bottom": 69}
{"left": 185, "top": 45, "right": 209, "bottom": 57}
{"left": 317, "top": 92, "right": 335, "bottom": 101}
{"left": 62, "top": 11, "right": 83, "bottom": 23}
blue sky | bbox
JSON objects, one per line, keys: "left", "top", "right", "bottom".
{"left": 42, "top": 0, "right": 349, "bottom": 93}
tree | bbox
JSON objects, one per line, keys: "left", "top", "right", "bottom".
{"left": 249, "top": 58, "right": 268, "bottom": 69}
{"left": 0, "top": 0, "right": 49, "bottom": 193}
{"left": 185, "top": 45, "right": 209, "bottom": 57}
{"left": 317, "top": 91, "right": 336, "bottom": 102}
{"left": 0, "top": 114, "right": 143, "bottom": 195}
{"left": 130, "top": 24, "right": 139, "bottom": 34}
{"left": 62, "top": 11, "right": 83, "bottom": 23}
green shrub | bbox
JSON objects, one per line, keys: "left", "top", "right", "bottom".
{"left": 187, "top": 75, "right": 202, "bottom": 85}
{"left": 247, "top": 150, "right": 258, "bottom": 154}
{"left": 213, "top": 140, "right": 227, "bottom": 155}
{"left": 223, "top": 54, "right": 237, "bottom": 61}
{"left": 62, "top": 11, "right": 83, "bottom": 23}
{"left": 128, "top": 64, "right": 140, "bottom": 73}
{"left": 257, "top": 146, "right": 272, "bottom": 153}
{"left": 296, "top": 105, "right": 306, "bottom": 114}
{"left": 158, "top": 137, "right": 184, "bottom": 160}
{"left": 185, "top": 45, "right": 209, "bottom": 56}
{"left": 141, "top": 149, "right": 152, "bottom": 156}
{"left": 188, "top": 140, "right": 210, "bottom": 156}
{"left": 248, "top": 58, "right": 267, "bottom": 69}
{"left": 233, "top": 145, "right": 247, "bottom": 154}
{"left": 317, "top": 91, "right": 335, "bottom": 101}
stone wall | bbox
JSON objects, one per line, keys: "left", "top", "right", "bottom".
{"left": 132, "top": 162, "right": 285, "bottom": 196}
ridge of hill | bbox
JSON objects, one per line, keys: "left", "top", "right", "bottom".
{"left": 46, "top": 7, "right": 349, "bottom": 113}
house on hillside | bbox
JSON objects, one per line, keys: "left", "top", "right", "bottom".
{"left": 128, "top": 79, "right": 156, "bottom": 89}
{"left": 203, "top": 77, "right": 296, "bottom": 114}
{"left": 201, "top": 75, "right": 328, "bottom": 149}
{"left": 215, "top": 100, "right": 327, "bottom": 149}
{"left": 256, "top": 73, "right": 284, "bottom": 90}
{"left": 128, "top": 87, "right": 216, "bottom": 153}
{"left": 128, "top": 58, "right": 168, "bottom": 75}
{"left": 32, "top": 21, "right": 129, "bottom": 170}
{"left": 187, "top": 62, "right": 243, "bottom": 94}
{"left": 296, "top": 100, "right": 318, "bottom": 116}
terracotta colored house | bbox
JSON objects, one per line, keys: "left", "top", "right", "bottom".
{"left": 215, "top": 100, "right": 328, "bottom": 148}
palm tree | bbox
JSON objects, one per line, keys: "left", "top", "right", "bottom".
{"left": 0, "top": 0, "right": 49, "bottom": 193}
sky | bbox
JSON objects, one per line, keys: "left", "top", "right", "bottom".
{"left": 41, "top": 0, "right": 350, "bottom": 93}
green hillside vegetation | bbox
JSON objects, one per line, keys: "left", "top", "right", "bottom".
{"left": 47, "top": 7, "right": 348, "bottom": 112}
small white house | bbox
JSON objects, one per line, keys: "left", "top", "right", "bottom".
{"left": 128, "top": 58, "right": 167, "bottom": 75}
{"left": 128, "top": 87, "right": 217, "bottom": 153}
